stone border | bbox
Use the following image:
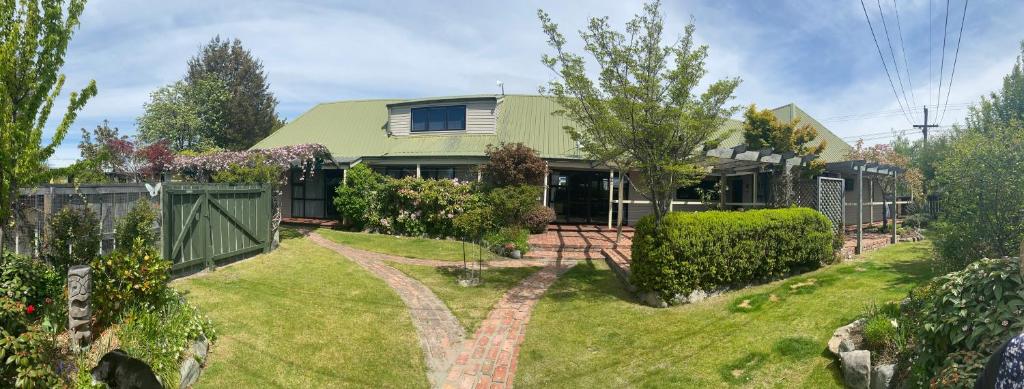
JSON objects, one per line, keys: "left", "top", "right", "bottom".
{"left": 178, "top": 335, "right": 210, "bottom": 389}
{"left": 828, "top": 319, "right": 895, "bottom": 389}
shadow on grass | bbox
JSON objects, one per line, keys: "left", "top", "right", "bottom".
{"left": 280, "top": 227, "right": 311, "bottom": 240}
{"left": 544, "top": 260, "right": 639, "bottom": 305}
{"left": 773, "top": 336, "right": 820, "bottom": 360}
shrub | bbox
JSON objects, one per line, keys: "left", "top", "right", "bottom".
{"left": 116, "top": 290, "right": 215, "bottom": 388}
{"left": 44, "top": 206, "right": 101, "bottom": 276}
{"left": 0, "top": 252, "right": 63, "bottom": 315}
{"left": 902, "top": 257, "right": 1024, "bottom": 387}
{"left": 370, "top": 177, "right": 483, "bottom": 237}
{"left": 487, "top": 185, "right": 541, "bottom": 227}
{"left": 114, "top": 199, "right": 159, "bottom": 250}
{"left": 481, "top": 143, "right": 546, "bottom": 187}
{"left": 91, "top": 238, "right": 172, "bottom": 324}
{"left": 334, "top": 164, "right": 386, "bottom": 230}
{"left": 630, "top": 208, "right": 833, "bottom": 302}
{"left": 484, "top": 227, "right": 529, "bottom": 255}
{"left": 902, "top": 213, "right": 931, "bottom": 229}
{"left": 0, "top": 324, "right": 60, "bottom": 388}
{"left": 453, "top": 204, "right": 496, "bottom": 241}
{"left": 211, "top": 154, "right": 280, "bottom": 185}
{"left": 522, "top": 206, "right": 555, "bottom": 234}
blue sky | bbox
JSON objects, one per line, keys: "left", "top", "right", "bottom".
{"left": 47, "top": 0, "right": 1024, "bottom": 166}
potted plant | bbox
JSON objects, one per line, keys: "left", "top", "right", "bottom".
{"left": 504, "top": 242, "right": 522, "bottom": 259}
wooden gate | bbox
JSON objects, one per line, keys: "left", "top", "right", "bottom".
{"left": 161, "top": 184, "right": 271, "bottom": 271}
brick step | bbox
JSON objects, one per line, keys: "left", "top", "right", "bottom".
{"left": 528, "top": 243, "right": 629, "bottom": 252}
{"left": 524, "top": 249, "right": 602, "bottom": 260}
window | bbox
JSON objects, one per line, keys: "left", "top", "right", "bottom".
{"left": 411, "top": 105, "right": 466, "bottom": 132}
{"left": 420, "top": 165, "right": 476, "bottom": 181}
{"left": 676, "top": 179, "right": 718, "bottom": 200}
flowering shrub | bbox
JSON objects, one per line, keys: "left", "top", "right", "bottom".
{"left": 91, "top": 238, "right": 172, "bottom": 324}
{"left": 368, "top": 177, "right": 485, "bottom": 238}
{"left": 171, "top": 143, "right": 330, "bottom": 186}
{"left": 0, "top": 253, "right": 63, "bottom": 320}
{"left": 899, "top": 257, "right": 1024, "bottom": 387}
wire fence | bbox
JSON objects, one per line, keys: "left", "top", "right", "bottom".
{"left": 4, "top": 184, "right": 160, "bottom": 258}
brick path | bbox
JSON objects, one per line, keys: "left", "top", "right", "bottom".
{"left": 308, "top": 232, "right": 573, "bottom": 388}
{"left": 441, "top": 264, "right": 571, "bottom": 389}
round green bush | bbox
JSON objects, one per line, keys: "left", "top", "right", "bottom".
{"left": 904, "top": 257, "right": 1024, "bottom": 387}
{"left": 114, "top": 199, "right": 159, "bottom": 250}
{"left": 334, "top": 164, "right": 386, "bottom": 230}
{"left": 44, "top": 206, "right": 101, "bottom": 276}
{"left": 522, "top": 206, "right": 555, "bottom": 234}
{"left": 91, "top": 238, "right": 172, "bottom": 324}
{"left": 630, "top": 208, "right": 834, "bottom": 302}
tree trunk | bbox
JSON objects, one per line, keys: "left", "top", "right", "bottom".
{"left": 1019, "top": 235, "right": 1023, "bottom": 278}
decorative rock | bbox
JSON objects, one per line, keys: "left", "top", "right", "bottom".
{"left": 828, "top": 318, "right": 866, "bottom": 356}
{"left": 840, "top": 350, "right": 871, "bottom": 389}
{"left": 178, "top": 337, "right": 210, "bottom": 389}
{"left": 639, "top": 291, "right": 668, "bottom": 308}
{"left": 67, "top": 266, "right": 92, "bottom": 351}
{"left": 839, "top": 338, "right": 857, "bottom": 353}
{"left": 871, "top": 363, "right": 895, "bottom": 389}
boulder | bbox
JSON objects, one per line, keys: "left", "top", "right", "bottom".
{"left": 871, "top": 364, "right": 895, "bottom": 389}
{"left": 840, "top": 350, "right": 871, "bottom": 389}
{"left": 839, "top": 338, "right": 857, "bottom": 353}
{"left": 828, "top": 319, "right": 866, "bottom": 356}
{"left": 639, "top": 291, "right": 668, "bottom": 308}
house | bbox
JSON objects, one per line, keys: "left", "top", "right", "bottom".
{"left": 253, "top": 94, "right": 900, "bottom": 228}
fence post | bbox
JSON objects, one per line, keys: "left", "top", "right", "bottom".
{"left": 161, "top": 186, "right": 170, "bottom": 261}
{"left": 264, "top": 184, "right": 272, "bottom": 253}
{"left": 203, "top": 189, "right": 214, "bottom": 270}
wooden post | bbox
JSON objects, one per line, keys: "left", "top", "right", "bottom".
{"left": 607, "top": 169, "right": 614, "bottom": 229}
{"left": 752, "top": 171, "right": 758, "bottom": 206}
{"left": 857, "top": 165, "right": 863, "bottom": 255}
{"left": 891, "top": 171, "right": 898, "bottom": 244}
{"left": 719, "top": 174, "right": 726, "bottom": 209}
{"left": 615, "top": 169, "right": 626, "bottom": 243}
{"left": 868, "top": 179, "right": 874, "bottom": 224}
{"left": 415, "top": 164, "right": 421, "bottom": 178}
{"left": 542, "top": 163, "right": 549, "bottom": 207}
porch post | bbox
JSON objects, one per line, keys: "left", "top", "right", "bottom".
{"left": 752, "top": 170, "right": 758, "bottom": 206}
{"left": 892, "top": 171, "right": 898, "bottom": 244}
{"left": 857, "top": 165, "right": 863, "bottom": 255}
{"left": 542, "top": 163, "right": 549, "bottom": 207}
{"left": 415, "top": 164, "right": 421, "bottom": 178}
{"left": 342, "top": 168, "right": 348, "bottom": 186}
{"left": 869, "top": 179, "right": 874, "bottom": 224}
{"left": 608, "top": 169, "right": 614, "bottom": 229}
{"left": 719, "top": 174, "right": 726, "bottom": 209}
{"left": 477, "top": 166, "right": 482, "bottom": 182}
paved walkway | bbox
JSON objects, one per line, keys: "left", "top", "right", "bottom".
{"left": 308, "top": 232, "right": 573, "bottom": 388}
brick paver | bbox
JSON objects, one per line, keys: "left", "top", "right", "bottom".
{"left": 440, "top": 264, "right": 572, "bottom": 389}
{"left": 309, "top": 232, "right": 573, "bottom": 388}
{"left": 309, "top": 233, "right": 466, "bottom": 387}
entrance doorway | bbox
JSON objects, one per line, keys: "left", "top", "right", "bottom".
{"left": 548, "top": 170, "right": 623, "bottom": 224}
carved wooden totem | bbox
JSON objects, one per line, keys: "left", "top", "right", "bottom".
{"left": 67, "top": 265, "right": 92, "bottom": 351}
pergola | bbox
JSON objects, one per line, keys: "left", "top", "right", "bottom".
{"left": 825, "top": 160, "right": 905, "bottom": 254}
{"left": 705, "top": 145, "right": 810, "bottom": 208}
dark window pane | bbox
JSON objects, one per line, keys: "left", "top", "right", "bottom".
{"left": 427, "top": 108, "right": 446, "bottom": 130}
{"left": 412, "top": 108, "right": 427, "bottom": 131}
{"left": 446, "top": 106, "right": 466, "bottom": 130}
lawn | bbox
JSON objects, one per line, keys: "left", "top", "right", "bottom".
{"left": 172, "top": 234, "right": 429, "bottom": 388}
{"left": 317, "top": 229, "right": 500, "bottom": 262}
{"left": 389, "top": 262, "right": 540, "bottom": 332}
{"left": 516, "top": 242, "right": 938, "bottom": 388}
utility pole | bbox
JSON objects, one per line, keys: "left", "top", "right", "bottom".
{"left": 913, "top": 106, "right": 939, "bottom": 143}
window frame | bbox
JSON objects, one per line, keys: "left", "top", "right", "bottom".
{"left": 410, "top": 105, "right": 467, "bottom": 133}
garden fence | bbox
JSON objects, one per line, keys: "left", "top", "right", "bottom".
{"left": 5, "top": 183, "right": 273, "bottom": 275}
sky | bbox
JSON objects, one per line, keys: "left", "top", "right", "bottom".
{"left": 45, "top": 0, "right": 1024, "bottom": 166}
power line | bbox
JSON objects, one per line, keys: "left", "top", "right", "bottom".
{"left": 859, "top": 0, "right": 915, "bottom": 126}
{"left": 876, "top": 0, "right": 916, "bottom": 122}
{"left": 892, "top": 0, "right": 917, "bottom": 109}
{"left": 938, "top": 0, "right": 969, "bottom": 125}
{"left": 936, "top": 0, "right": 951, "bottom": 114}
{"left": 821, "top": 104, "right": 970, "bottom": 122}
{"left": 929, "top": 0, "right": 933, "bottom": 108}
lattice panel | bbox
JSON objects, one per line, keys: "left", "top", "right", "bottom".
{"left": 793, "top": 179, "right": 818, "bottom": 209}
{"left": 817, "top": 177, "right": 846, "bottom": 237}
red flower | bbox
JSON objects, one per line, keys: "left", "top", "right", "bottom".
{"left": 25, "top": 305, "right": 36, "bottom": 314}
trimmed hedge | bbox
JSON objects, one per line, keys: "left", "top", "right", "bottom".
{"left": 631, "top": 208, "right": 834, "bottom": 301}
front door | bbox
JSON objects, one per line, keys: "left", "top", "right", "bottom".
{"left": 548, "top": 170, "right": 614, "bottom": 224}
{"left": 290, "top": 169, "right": 343, "bottom": 219}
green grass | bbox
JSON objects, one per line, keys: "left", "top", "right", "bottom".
{"left": 317, "top": 229, "right": 500, "bottom": 262}
{"left": 389, "top": 263, "right": 540, "bottom": 333}
{"left": 173, "top": 236, "right": 429, "bottom": 388}
{"left": 516, "top": 242, "right": 938, "bottom": 388}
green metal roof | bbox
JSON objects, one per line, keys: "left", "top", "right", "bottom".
{"left": 253, "top": 95, "right": 852, "bottom": 163}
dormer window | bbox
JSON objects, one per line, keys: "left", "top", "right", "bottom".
{"left": 412, "top": 105, "right": 466, "bottom": 132}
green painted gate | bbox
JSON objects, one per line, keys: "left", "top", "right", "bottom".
{"left": 161, "top": 184, "right": 272, "bottom": 271}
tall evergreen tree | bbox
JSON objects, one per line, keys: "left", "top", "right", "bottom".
{"left": 0, "top": 0, "right": 97, "bottom": 248}
{"left": 186, "top": 36, "right": 283, "bottom": 150}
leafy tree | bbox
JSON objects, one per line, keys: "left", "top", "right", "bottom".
{"left": 538, "top": 1, "right": 741, "bottom": 225}
{"left": 137, "top": 78, "right": 229, "bottom": 152}
{"left": 70, "top": 121, "right": 174, "bottom": 182}
{"left": 0, "top": 0, "right": 97, "bottom": 249}
{"left": 932, "top": 42, "right": 1024, "bottom": 268}
{"left": 186, "top": 36, "right": 284, "bottom": 150}
{"left": 334, "top": 164, "right": 386, "bottom": 230}
{"left": 741, "top": 104, "right": 825, "bottom": 156}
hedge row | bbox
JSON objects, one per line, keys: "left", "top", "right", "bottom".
{"left": 630, "top": 208, "right": 834, "bottom": 301}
